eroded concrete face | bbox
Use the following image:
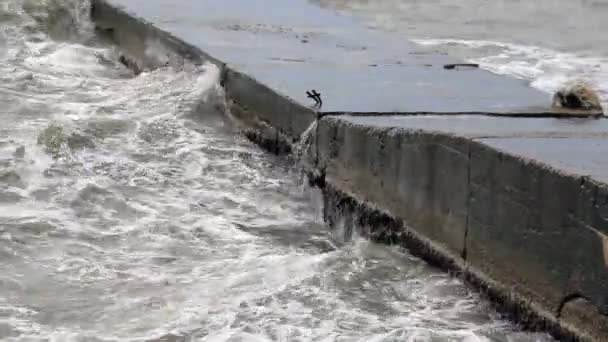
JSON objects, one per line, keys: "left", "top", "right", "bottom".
{"left": 320, "top": 114, "right": 608, "bottom": 341}
{"left": 316, "top": 116, "right": 471, "bottom": 260}
{"left": 102, "top": 0, "right": 555, "bottom": 114}
{"left": 337, "top": 114, "right": 608, "bottom": 182}
{"left": 224, "top": 69, "right": 316, "bottom": 142}
{"left": 468, "top": 142, "right": 608, "bottom": 331}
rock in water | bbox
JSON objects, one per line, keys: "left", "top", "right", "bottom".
{"left": 13, "top": 146, "right": 25, "bottom": 159}
{"left": 67, "top": 133, "right": 95, "bottom": 150}
{"left": 0, "top": 170, "right": 25, "bottom": 188}
{"left": 37, "top": 124, "right": 67, "bottom": 157}
{"left": 37, "top": 124, "right": 95, "bottom": 158}
{"left": 552, "top": 80, "right": 603, "bottom": 112}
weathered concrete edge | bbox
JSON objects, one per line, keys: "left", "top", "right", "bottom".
{"left": 313, "top": 116, "right": 608, "bottom": 342}
{"left": 91, "top": 0, "right": 224, "bottom": 70}
{"left": 88, "top": 1, "right": 608, "bottom": 341}
{"left": 321, "top": 111, "right": 605, "bottom": 119}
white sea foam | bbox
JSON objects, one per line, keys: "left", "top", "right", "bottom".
{"left": 413, "top": 38, "right": 608, "bottom": 107}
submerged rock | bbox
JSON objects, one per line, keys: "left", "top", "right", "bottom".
{"left": 118, "top": 54, "right": 142, "bottom": 75}
{"left": 0, "top": 170, "right": 25, "bottom": 188}
{"left": 552, "top": 80, "right": 603, "bottom": 112}
{"left": 37, "top": 124, "right": 67, "bottom": 157}
{"left": 85, "top": 119, "right": 133, "bottom": 139}
{"left": 13, "top": 146, "right": 25, "bottom": 159}
{"left": 37, "top": 124, "right": 95, "bottom": 158}
{"left": 67, "top": 133, "right": 95, "bottom": 150}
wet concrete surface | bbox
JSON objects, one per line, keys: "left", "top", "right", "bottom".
{"left": 337, "top": 114, "right": 608, "bottom": 137}
{"left": 315, "top": 113, "right": 608, "bottom": 341}
{"left": 105, "top": 0, "right": 554, "bottom": 113}
{"left": 337, "top": 114, "right": 608, "bottom": 182}
{"left": 479, "top": 137, "right": 608, "bottom": 184}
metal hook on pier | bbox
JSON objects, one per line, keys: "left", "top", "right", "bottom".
{"left": 306, "top": 89, "right": 323, "bottom": 109}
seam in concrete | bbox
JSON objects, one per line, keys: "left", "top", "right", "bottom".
{"left": 475, "top": 136, "right": 608, "bottom": 140}
{"left": 320, "top": 111, "right": 605, "bottom": 119}
{"left": 462, "top": 142, "right": 472, "bottom": 261}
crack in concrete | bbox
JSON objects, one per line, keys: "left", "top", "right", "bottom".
{"left": 462, "top": 142, "right": 472, "bottom": 261}
{"left": 475, "top": 135, "right": 608, "bottom": 139}
{"left": 320, "top": 111, "right": 605, "bottom": 119}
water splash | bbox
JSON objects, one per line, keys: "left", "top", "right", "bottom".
{"left": 292, "top": 119, "right": 318, "bottom": 165}
{"left": 20, "top": 0, "right": 93, "bottom": 41}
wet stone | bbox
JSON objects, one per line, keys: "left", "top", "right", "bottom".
{"left": 67, "top": 133, "right": 95, "bottom": 150}
{"left": 13, "top": 146, "right": 25, "bottom": 159}
{"left": 0, "top": 170, "right": 24, "bottom": 188}
{"left": 36, "top": 124, "right": 67, "bottom": 157}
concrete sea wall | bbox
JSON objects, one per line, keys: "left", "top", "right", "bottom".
{"left": 90, "top": 0, "right": 608, "bottom": 340}
{"left": 314, "top": 116, "right": 608, "bottom": 341}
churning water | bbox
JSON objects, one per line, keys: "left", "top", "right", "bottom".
{"left": 0, "top": 0, "right": 557, "bottom": 341}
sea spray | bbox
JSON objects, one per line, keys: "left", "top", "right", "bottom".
{"left": 292, "top": 119, "right": 318, "bottom": 165}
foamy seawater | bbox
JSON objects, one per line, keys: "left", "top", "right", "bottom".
{"left": 314, "top": 0, "right": 608, "bottom": 109}
{"left": 0, "top": 0, "right": 557, "bottom": 341}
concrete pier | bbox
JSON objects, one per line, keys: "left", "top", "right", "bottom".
{"left": 91, "top": 0, "right": 608, "bottom": 340}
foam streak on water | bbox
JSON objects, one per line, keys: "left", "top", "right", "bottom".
{"left": 412, "top": 38, "right": 608, "bottom": 108}
{"left": 0, "top": 0, "right": 555, "bottom": 341}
